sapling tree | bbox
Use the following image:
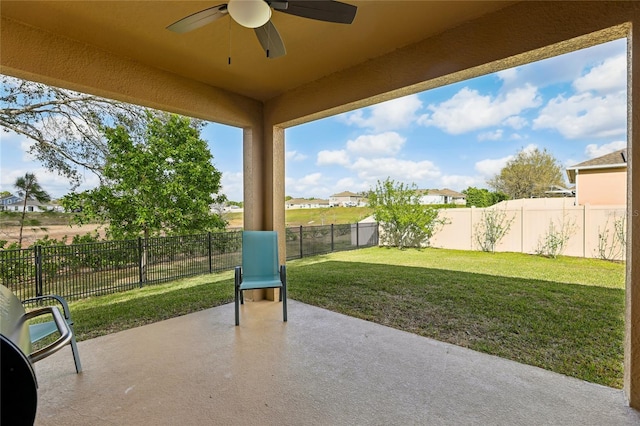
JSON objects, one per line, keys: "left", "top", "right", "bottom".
{"left": 474, "top": 207, "right": 515, "bottom": 253}
{"left": 535, "top": 211, "right": 577, "bottom": 259}
{"left": 368, "top": 178, "right": 446, "bottom": 249}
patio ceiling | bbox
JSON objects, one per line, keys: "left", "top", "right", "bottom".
{"left": 0, "top": 1, "right": 514, "bottom": 103}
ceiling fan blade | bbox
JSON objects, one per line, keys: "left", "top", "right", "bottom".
{"left": 167, "top": 4, "right": 228, "bottom": 33}
{"left": 254, "top": 21, "right": 286, "bottom": 58}
{"left": 278, "top": 1, "right": 356, "bottom": 24}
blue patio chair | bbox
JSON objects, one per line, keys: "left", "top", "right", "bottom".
{"left": 235, "top": 231, "right": 287, "bottom": 326}
{"left": 22, "top": 294, "right": 82, "bottom": 373}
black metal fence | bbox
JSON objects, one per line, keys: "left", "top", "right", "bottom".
{"left": 1, "top": 223, "right": 378, "bottom": 301}
{"left": 285, "top": 222, "right": 379, "bottom": 260}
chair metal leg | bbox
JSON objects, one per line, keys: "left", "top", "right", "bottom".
{"left": 70, "top": 334, "right": 82, "bottom": 373}
{"left": 280, "top": 265, "right": 287, "bottom": 322}
{"left": 282, "top": 282, "right": 287, "bottom": 322}
{"left": 235, "top": 285, "right": 240, "bottom": 326}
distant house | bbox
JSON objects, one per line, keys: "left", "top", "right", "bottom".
{"left": 285, "top": 198, "right": 330, "bottom": 209}
{"left": 417, "top": 189, "right": 466, "bottom": 205}
{"left": 567, "top": 149, "right": 627, "bottom": 205}
{"left": 329, "top": 191, "right": 365, "bottom": 207}
{"left": 0, "top": 195, "right": 21, "bottom": 210}
{"left": 2, "top": 198, "right": 56, "bottom": 213}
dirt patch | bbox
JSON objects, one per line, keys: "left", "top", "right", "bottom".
{"left": 0, "top": 224, "right": 106, "bottom": 248}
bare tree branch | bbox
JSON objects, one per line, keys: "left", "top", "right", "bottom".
{"left": 1, "top": 75, "right": 147, "bottom": 188}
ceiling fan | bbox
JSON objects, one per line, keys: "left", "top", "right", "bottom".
{"left": 167, "top": 0, "right": 357, "bottom": 59}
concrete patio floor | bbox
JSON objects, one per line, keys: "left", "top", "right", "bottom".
{"left": 34, "top": 300, "right": 640, "bottom": 425}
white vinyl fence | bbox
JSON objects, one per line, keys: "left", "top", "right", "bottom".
{"left": 429, "top": 199, "right": 626, "bottom": 260}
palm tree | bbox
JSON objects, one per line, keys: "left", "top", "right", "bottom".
{"left": 14, "top": 173, "right": 51, "bottom": 246}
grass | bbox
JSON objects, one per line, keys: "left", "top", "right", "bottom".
{"left": 70, "top": 271, "right": 234, "bottom": 340}
{"left": 62, "top": 247, "right": 625, "bottom": 388}
{"left": 226, "top": 206, "right": 373, "bottom": 228}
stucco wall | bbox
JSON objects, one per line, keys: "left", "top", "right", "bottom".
{"left": 577, "top": 168, "right": 627, "bottom": 205}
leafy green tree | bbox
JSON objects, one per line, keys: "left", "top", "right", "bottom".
{"left": 462, "top": 187, "right": 508, "bottom": 207}
{"left": 368, "top": 178, "right": 445, "bottom": 249}
{"left": 14, "top": 173, "right": 51, "bottom": 246}
{"left": 488, "top": 147, "right": 565, "bottom": 199}
{"left": 62, "top": 113, "right": 226, "bottom": 240}
{"left": 0, "top": 191, "right": 11, "bottom": 198}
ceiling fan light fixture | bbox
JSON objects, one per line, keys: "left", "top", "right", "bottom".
{"left": 227, "top": 0, "right": 272, "bottom": 28}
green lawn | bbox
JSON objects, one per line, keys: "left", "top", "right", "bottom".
{"left": 66, "top": 247, "right": 625, "bottom": 388}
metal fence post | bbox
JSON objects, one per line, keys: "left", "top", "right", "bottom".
{"left": 137, "top": 237, "right": 144, "bottom": 287}
{"left": 208, "top": 232, "right": 213, "bottom": 273}
{"left": 331, "top": 224, "right": 334, "bottom": 252}
{"left": 299, "top": 225, "right": 303, "bottom": 258}
{"left": 35, "top": 245, "right": 43, "bottom": 297}
{"left": 356, "top": 222, "right": 360, "bottom": 249}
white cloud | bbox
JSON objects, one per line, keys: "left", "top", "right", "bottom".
{"left": 419, "top": 84, "right": 541, "bottom": 134}
{"left": 298, "top": 173, "right": 322, "bottom": 185}
{"left": 440, "top": 174, "right": 482, "bottom": 190}
{"left": 502, "top": 116, "right": 527, "bottom": 130}
{"left": 475, "top": 155, "right": 513, "bottom": 177}
{"left": 0, "top": 166, "right": 101, "bottom": 199}
{"left": 316, "top": 150, "right": 350, "bottom": 166}
{"left": 521, "top": 143, "right": 538, "bottom": 154}
{"left": 496, "top": 68, "right": 518, "bottom": 84}
{"left": 285, "top": 173, "right": 331, "bottom": 199}
{"left": 584, "top": 141, "right": 627, "bottom": 159}
{"left": 340, "top": 94, "right": 422, "bottom": 132}
{"left": 533, "top": 91, "right": 626, "bottom": 139}
{"left": 351, "top": 157, "right": 440, "bottom": 183}
{"left": 346, "top": 132, "right": 406, "bottom": 157}
{"left": 286, "top": 150, "right": 308, "bottom": 161}
{"left": 573, "top": 54, "right": 626, "bottom": 95}
{"left": 220, "top": 171, "right": 243, "bottom": 202}
{"left": 17, "top": 139, "right": 38, "bottom": 162}
{"left": 495, "top": 39, "right": 626, "bottom": 92}
{"left": 474, "top": 144, "right": 537, "bottom": 177}
{"left": 335, "top": 177, "right": 370, "bottom": 194}
{"left": 478, "top": 129, "right": 503, "bottom": 141}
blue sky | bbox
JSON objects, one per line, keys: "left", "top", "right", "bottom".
{"left": 0, "top": 38, "right": 627, "bottom": 202}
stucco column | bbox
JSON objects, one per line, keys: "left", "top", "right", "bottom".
{"left": 243, "top": 126, "right": 263, "bottom": 232}
{"left": 625, "top": 27, "right": 640, "bottom": 408}
{"left": 261, "top": 125, "right": 285, "bottom": 301}
{"left": 242, "top": 122, "right": 286, "bottom": 301}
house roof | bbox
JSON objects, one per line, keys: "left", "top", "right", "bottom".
{"left": 417, "top": 189, "right": 466, "bottom": 198}
{"left": 330, "top": 191, "right": 359, "bottom": 198}
{"left": 567, "top": 149, "right": 627, "bottom": 183}
{"left": 4, "top": 198, "right": 48, "bottom": 207}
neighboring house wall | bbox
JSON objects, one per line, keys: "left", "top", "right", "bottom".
{"left": 418, "top": 189, "right": 466, "bottom": 205}
{"left": 286, "top": 199, "right": 330, "bottom": 209}
{"left": 329, "top": 192, "right": 362, "bottom": 207}
{"left": 2, "top": 200, "right": 57, "bottom": 213}
{"left": 567, "top": 149, "right": 627, "bottom": 206}
{"left": 575, "top": 168, "right": 627, "bottom": 206}
{"left": 0, "top": 195, "right": 22, "bottom": 210}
